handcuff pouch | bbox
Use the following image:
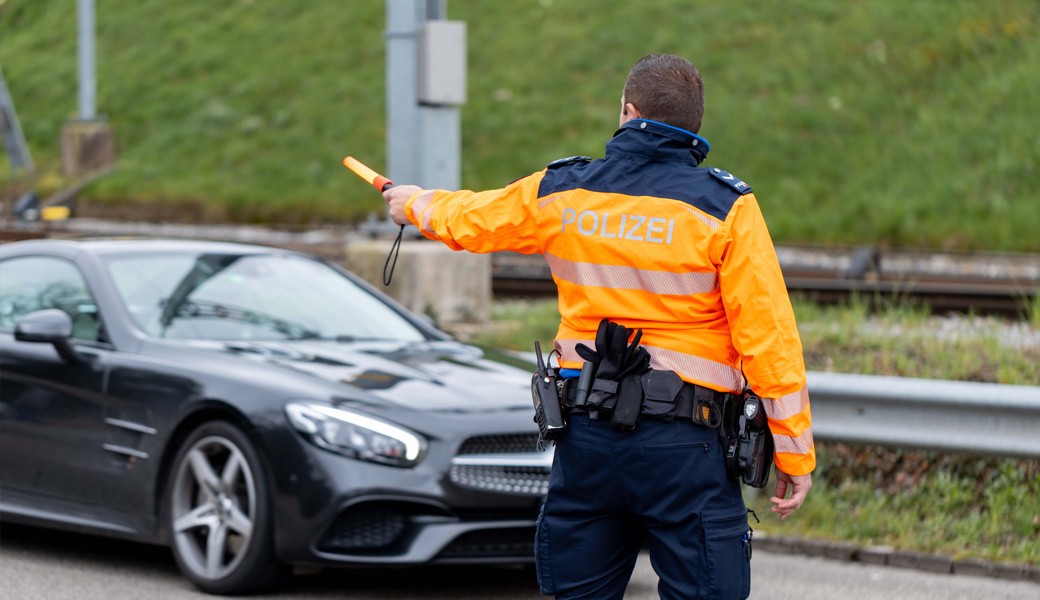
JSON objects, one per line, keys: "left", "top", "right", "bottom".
{"left": 610, "top": 374, "right": 644, "bottom": 431}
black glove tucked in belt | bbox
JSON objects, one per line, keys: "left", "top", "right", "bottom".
{"left": 573, "top": 319, "right": 652, "bottom": 419}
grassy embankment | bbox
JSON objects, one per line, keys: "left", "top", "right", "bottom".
{"left": 2, "top": 1, "right": 1039, "bottom": 250}
{"left": 470, "top": 297, "right": 1040, "bottom": 564}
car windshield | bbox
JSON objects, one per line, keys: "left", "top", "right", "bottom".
{"left": 104, "top": 251, "right": 426, "bottom": 342}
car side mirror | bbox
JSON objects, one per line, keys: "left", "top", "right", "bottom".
{"left": 14, "top": 309, "right": 81, "bottom": 364}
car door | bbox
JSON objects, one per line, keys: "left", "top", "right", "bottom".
{"left": 0, "top": 255, "right": 117, "bottom": 518}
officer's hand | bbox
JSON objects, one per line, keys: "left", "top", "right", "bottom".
{"left": 383, "top": 185, "right": 423, "bottom": 226}
{"left": 770, "top": 469, "right": 812, "bottom": 520}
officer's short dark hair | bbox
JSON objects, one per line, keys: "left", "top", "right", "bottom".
{"left": 623, "top": 54, "right": 705, "bottom": 134}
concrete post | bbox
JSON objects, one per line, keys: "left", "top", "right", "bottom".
{"left": 347, "top": 240, "right": 490, "bottom": 326}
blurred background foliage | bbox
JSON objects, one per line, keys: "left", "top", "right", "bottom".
{"left": 1, "top": 0, "right": 1038, "bottom": 249}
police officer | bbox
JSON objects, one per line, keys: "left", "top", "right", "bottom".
{"left": 384, "top": 54, "right": 814, "bottom": 600}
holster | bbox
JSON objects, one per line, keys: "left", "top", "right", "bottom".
{"left": 719, "top": 389, "right": 774, "bottom": 488}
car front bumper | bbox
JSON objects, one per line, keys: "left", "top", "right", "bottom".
{"left": 259, "top": 414, "right": 549, "bottom": 567}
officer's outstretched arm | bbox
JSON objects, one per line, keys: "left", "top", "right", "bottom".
{"left": 384, "top": 172, "right": 548, "bottom": 255}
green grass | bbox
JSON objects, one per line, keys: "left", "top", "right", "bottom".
{"left": 1020, "top": 293, "right": 1040, "bottom": 326}
{"left": 2, "top": 1, "right": 1039, "bottom": 248}
{"left": 746, "top": 446, "right": 1040, "bottom": 565}
{"left": 2, "top": 0, "right": 1040, "bottom": 246}
{"left": 471, "top": 296, "right": 1040, "bottom": 562}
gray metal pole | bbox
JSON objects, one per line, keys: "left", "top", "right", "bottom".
{"left": 77, "top": 0, "right": 96, "bottom": 120}
{"left": 385, "top": 0, "right": 423, "bottom": 186}
{"left": 0, "top": 65, "right": 35, "bottom": 175}
{"left": 386, "top": 0, "right": 461, "bottom": 191}
{"left": 417, "top": 0, "right": 460, "bottom": 191}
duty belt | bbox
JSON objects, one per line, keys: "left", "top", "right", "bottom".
{"left": 561, "top": 375, "right": 725, "bottom": 425}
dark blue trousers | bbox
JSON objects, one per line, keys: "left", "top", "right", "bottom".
{"left": 535, "top": 415, "right": 751, "bottom": 600}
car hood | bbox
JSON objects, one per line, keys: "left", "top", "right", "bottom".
{"left": 185, "top": 339, "right": 535, "bottom": 414}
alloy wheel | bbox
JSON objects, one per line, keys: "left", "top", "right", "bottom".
{"left": 171, "top": 434, "right": 257, "bottom": 581}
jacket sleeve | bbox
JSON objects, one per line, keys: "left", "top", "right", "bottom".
{"left": 403, "top": 172, "right": 547, "bottom": 255}
{"left": 712, "top": 193, "right": 815, "bottom": 476}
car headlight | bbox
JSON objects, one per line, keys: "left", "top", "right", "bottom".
{"left": 285, "top": 401, "right": 425, "bottom": 468}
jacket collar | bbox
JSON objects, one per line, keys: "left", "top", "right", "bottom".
{"left": 607, "top": 119, "right": 711, "bottom": 165}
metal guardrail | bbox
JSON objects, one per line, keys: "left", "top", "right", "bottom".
{"left": 510, "top": 352, "right": 1040, "bottom": 457}
{"left": 807, "top": 371, "right": 1040, "bottom": 458}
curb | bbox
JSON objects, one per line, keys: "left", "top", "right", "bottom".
{"left": 753, "top": 533, "right": 1040, "bottom": 584}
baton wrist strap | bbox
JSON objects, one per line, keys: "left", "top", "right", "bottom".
{"left": 383, "top": 225, "right": 404, "bottom": 286}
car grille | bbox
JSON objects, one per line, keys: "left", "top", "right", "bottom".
{"left": 317, "top": 505, "right": 408, "bottom": 552}
{"left": 436, "top": 527, "right": 536, "bottom": 560}
{"left": 451, "top": 433, "right": 552, "bottom": 497}
{"left": 457, "top": 433, "right": 540, "bottom": 455}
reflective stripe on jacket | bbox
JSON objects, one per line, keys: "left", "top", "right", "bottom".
{"left": 404, "top": 119, "right": 815, "bottom": 476}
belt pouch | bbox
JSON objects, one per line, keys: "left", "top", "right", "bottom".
{"left": 692, "top": 385, "right": 722, "bottom": 428}
{"left": 557, "top": 378, "right": 571, "bottom": 408}
{"left": 611, "top": 373, "right": 644, "bottom": 431}
{"left": 587, "top": 379, "right": 618, "bottom": 419}
{"left": 640, "top": 370, "right": 685, "bottom": 421}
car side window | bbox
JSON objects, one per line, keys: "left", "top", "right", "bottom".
{"left": 0, "top": 256, "right": 103, "bottom": 342}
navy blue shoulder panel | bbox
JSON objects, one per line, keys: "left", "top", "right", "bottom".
{"left": 706, "top": 167, "right": 752, "bottom": 195}
{"left": 537, "top": 155, "right": 747, "bottom": 221}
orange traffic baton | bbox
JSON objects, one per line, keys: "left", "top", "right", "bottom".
{"left": 342, "top": 156, "right": 402, "bottom": 286}
{"left": 343, "top": 156, "right": 393, "bottom": 192}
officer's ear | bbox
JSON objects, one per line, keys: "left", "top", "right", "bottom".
{"left": 619, "top": 98, "right": 642, "bottom": 126}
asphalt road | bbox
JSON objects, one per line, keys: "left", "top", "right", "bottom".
{"left": 1, "top": 523, "right": 1037, "bottom": 600}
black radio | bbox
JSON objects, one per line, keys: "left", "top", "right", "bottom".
{"left": 531, "top": 341, "right": 566, "bottom": 451}
{"left": 720, "top": 389, "right": 774, "bottom": 488}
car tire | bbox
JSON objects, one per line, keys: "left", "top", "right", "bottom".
{"left": 167, "top": 420, "right": 287, "bottom": 594}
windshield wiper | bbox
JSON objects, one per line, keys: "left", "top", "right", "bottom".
{"left": 283, "top": 334, "right": 402, "bottom": 343}
{"left": 160, "top": 299, "right": 322, "bottom": 340}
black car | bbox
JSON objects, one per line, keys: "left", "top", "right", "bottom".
{"left": 0, "top": 239, "right": 549, "bottom": 594}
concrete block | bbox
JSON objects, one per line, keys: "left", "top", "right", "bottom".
{"left": 859, "top": 545, "right": 894, "bottom": 565}
{"left": 346, "top": 239, "right": 490, "bottom": 325}
{"left": 990, "top": 562, "right": 1027, "bottom": 581}
{"left": 889, "top": 551, "right": 924, "bottom": 569}
{"left": 953, "top": 558, "right": 992, "bottom": 578}
{"left": 775, "top": 536, "right": 801, "bottom": 554}
{"left": 823, "top": 541, "right": 859, "bottom": 561}
{"left": 749, "top": 531, "right": 784, "bottom": 553}
{"left": 916, "top": 554, "right": 953, "bottom": 574}
{"left": 798, "top": 538, "right": 827, "bottom": 557}
{"left": 61, "top": 121, "right": 115, "bottom": 176}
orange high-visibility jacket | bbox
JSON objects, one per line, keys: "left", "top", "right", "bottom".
{"left": 404, "top": 119, "right": 814, "bottom": 475}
